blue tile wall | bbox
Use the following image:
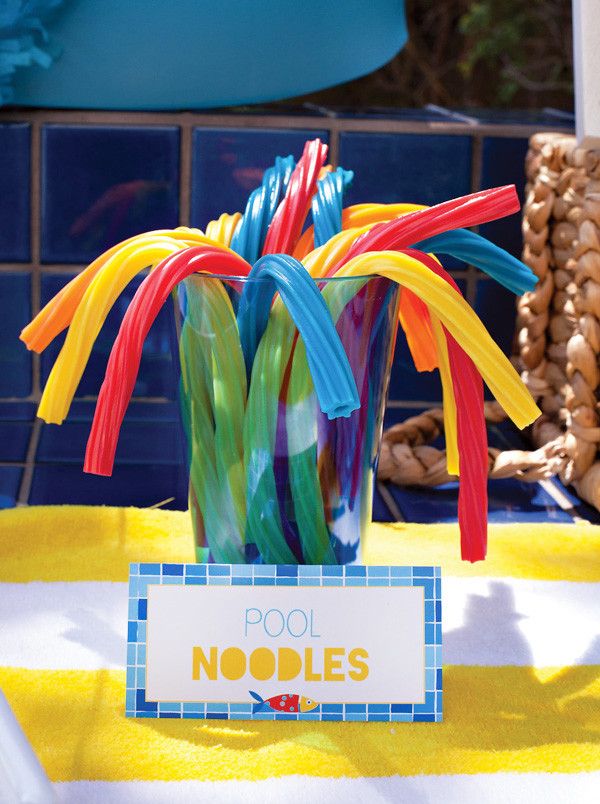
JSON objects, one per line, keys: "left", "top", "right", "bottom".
{"left": 41, "top": 125, "right": 180, "bottom": 263}
{"left": 0, "top": 467, "right": 22, "bottom": 509}
{"left": 37, "top": 405, "right": 184, "bottom": 466}
{"left": 0, "top": 124, "right": 30, "bottom": 262}
{"left": 39, "top": 274, "right": 179, "bottom": 399}
{"left": 0, "top": 112, "right": 581, "bottom": 520}
{"left": 0, "top": 420, "right": 31, "bottom": 463}
{"left": 479, "top": 137, "right": 529, "bottom": 258}
{"left": 191, "top": 128, "right": 328, "bottom": 228}
{"left": 339, "top": 132, "right": 472, "bottom": 207}
{"left": 384, "top": 478, "right": 573, "bottom": 525}
{"left": 475, "top": 278, "right": 518, "bottom": 358}
{"left": 0, "top": 273, "right": 31, "bottom": 398}
{"left": 29, "top": 463, "right": 187, "bottom": 509}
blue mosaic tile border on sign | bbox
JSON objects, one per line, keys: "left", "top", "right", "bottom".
{"left": 126, "top": 563, "right": 443, "bottom": 722}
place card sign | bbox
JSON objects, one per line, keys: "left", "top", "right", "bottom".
{"left": 126, "top": 563, "right": 442, "bottom": 722}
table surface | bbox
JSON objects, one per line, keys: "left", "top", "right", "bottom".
{"left": 0, "top": 506, "right": 598, "bottom": 802}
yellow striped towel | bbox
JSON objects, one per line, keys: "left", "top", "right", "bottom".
{"left": 0, "top": 505, "right": 599, "bottom": 802}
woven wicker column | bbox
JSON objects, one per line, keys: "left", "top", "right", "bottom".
{"left": 378, "top": 133, "right": 600, "bottom": 510}
{"left": 518, "top": 133, "right": 600, "bottom": 508}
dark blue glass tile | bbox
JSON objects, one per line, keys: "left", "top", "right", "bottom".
{"left": 387, "top": 279, "right": 466, "bottom": 403}
{"left": 41, "top": 125, "right": 180, "bottom": 264}
{"left": 62, "top": 400, "right": 181, "bottom": 422}
{"left": 388, "top": 330, "right": 442, "bottom": 403}
{"left": 385, "top": 478, "right": 573, "bottom": 524}
{"left": 475, "top": 278, "right": 519, "bottom": 400}
{"left": 0, "top": 467, "right": 22, "bottom": 509}
{"left": 40, "top": 274, "right": 179, "bottom": 399}
{"left": 0, "top": 124, "right": 30, "bottom": 262}
{"left": 486, "top": 415, "right": 530, "bottom": 451}
{"left": 383, "top": 406, "right": 432, "bottom": 430}
{"left": 0, "top": 273, "right": 32, "bottom": 397}
{"left": 191, "top": 128, "right": 328, "bottom": 229}
{"left": 0, "top": 421, "right": 31, "bottom": 462}
{"left": 29, "top": 464, "right": 187, "bottom": 509}
{"left": 372, "top": 484, "right": 394, "bottom": 522}
{"left": 0, "top": 402, "right": 36, "bottom": 421}
{"left": 475, "top": 278, "right": 517, "bottom": 358}
{"left": 37, "top": 417, "right": 185, "bottom": 466}
{"left": 339, "top": 132, "right": 471, "bottom": 207}
{"left": 479, "top": 137, "right": 529, "bottom": 257}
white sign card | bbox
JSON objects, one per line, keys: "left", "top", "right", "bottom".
{"left": 126, "top": 563, "right": 442, "bottom": 722}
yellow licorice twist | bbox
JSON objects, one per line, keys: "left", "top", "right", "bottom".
{"left": 20, "top": 228, "right": 211, "bottom": 353}
{"left": 335, "top": 251, "right": 541, "bottom": 430}
{"left": 205, "top": 212, "right": 242, "bottom": 248}
{"left": 36, "top": 217, "right": 242, "bottom": 424}
{"left": 301, "top": 224, "right": 460, "bottom": 474}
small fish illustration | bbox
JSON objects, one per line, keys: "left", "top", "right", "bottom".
{"left": 249, "top": 690, "right": 319, "bottom": 714}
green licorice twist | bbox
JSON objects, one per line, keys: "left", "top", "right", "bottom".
{"left": 286, "top": 279, "right": 370, "bottom": 558}
{"left": 243, "top": 303, "right": 298, "bottom": 564}
{"left": 181, "top": 273, "right": 375, "bottom": 565}
{"left": 287, "top": 336, "right": 337, "bottom": 564}
{"left": 243, "top": 278, "right": 370, "bottom": 563}
{"left": 179, "top": 319, "right": 220, "bottom": 561}
{"left": 181, "top": 276, "right": 247, "bottom": 562}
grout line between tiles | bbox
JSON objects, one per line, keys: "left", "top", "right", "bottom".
{"left": 0, "top": 395, "right": 175, "bottom": 404}
{"left": 465, "top": 134, "right": 484, "bottom": 307}
{"left": 179, "top": 122, "right": 192, "bottom": 227}
{"left": 15, "top": 120, "right": 43, "bottom": 506}
{"left": 30, "top": 119, "right": 41, "bottom": 400}
{"left": 0, "top": 108, "right": 573, "bottom": 139}
{"left": 386, "top": 400, "right": 441, "bottom": 409}
{"left": 16, "top": 418, "right": 41, "bottom": 505}
{"left": 328, "top": 123, "right": 340, "bottom": 168}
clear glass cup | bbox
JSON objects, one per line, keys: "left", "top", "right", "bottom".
{"left": 179, "top": 273, "right": 399, "bottom": 565}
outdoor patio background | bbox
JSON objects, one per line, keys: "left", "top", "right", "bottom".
{"left": 0, "top": 106, "right": 580, "bottom": 521}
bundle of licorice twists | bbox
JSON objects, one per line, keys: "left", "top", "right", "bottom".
{"left": 21, "top": 139, "right": 541, "bottom": 564}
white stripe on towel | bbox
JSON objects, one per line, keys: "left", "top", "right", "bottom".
{"left": 1, "top": 577, "right": 599, "bottom": 670}
{"left": 54, "top": 772, "right": 600, "bottom": 804}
